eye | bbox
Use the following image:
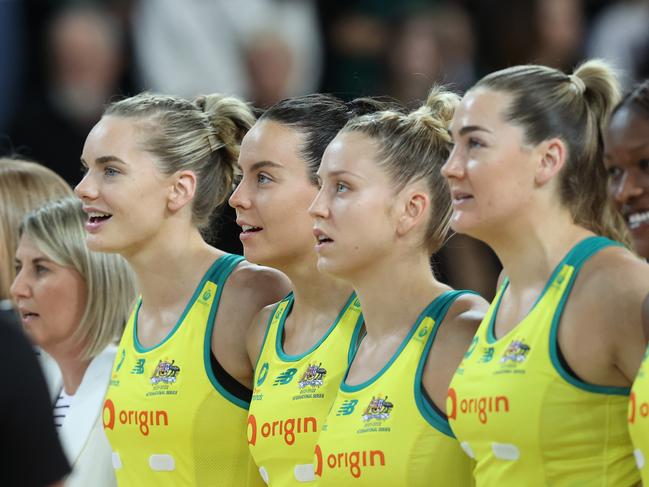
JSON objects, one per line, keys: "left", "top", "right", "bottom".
{"left": 606, "top": 166, "right": 623, "bottom": 179}
{"left": 467, "top": 137, "right": 484, "bottom": 149}
{"left": 104, "top": 167, "right": 120, "bottom": 177}
{"left": 336, "top": 182, "right": 349, "bottom": 193}
{"left": 80, "top": 163, "right": 89, "bottom": 175}
{"left": 639, "top": 159, "right": 649, "bottom": 172}
{"left": 35, "top": 264, "right": 49, "bottom": 275}
{"left": 256, "top": 173, "right": 272, "bottom": 185}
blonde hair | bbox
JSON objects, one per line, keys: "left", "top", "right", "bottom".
{"left": 475, "top": 59, "right": 631, "bottom": 247}
{"left": 341, "top": 87, "right": 460, "bottom": 253}
{"left": 104, "top": 92, "right": 255, "bottom": 229}
{"left": 21, "top": 197, "right": 136, "bottom": 360}
{"left": 0, "top": 159, "right": 73, "bottom": 300}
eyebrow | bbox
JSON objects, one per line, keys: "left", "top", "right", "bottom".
{"left": 604, "top": 141, "right": 649, "bottom": 159}
{"left": 14, "top": 256, "right": 52, "bottom": 265}
{"left": 324, "top": 169, "right": 365, "bottom": 180}
{"left": 456, "top": 125, "right": 493, "bottom": 137}
{"left": 249, "top": 160, "right": 283, "bottom": 172}
{"left": 80, "top": 155, "right": 127, "bottom": 166}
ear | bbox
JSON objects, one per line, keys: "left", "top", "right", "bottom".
{"left": 395, "top": 187, "right": 430, "bottom": 237}
{"left": 167, "top": 170, "right": 197, "bottom": 212}
{"left": 534, "top": 137, "right": 567, "bottom": 187}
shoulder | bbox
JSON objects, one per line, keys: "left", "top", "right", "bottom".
{"left": 429, "top": 291, "right": 487, "bottom": 362}
{"left": 439, "top": 291, "right": 489, "bottom": 338}
{"left": 227, "top": 260, "right": 291, "bottom": 304}
{"left": 574, "top": 245, "right": 649, "bottom": 314}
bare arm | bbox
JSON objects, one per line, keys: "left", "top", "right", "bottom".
{"left": 560, "top": 249, "right": 649, "bottom": 387}
{"left": 422, "top": 293, "right": 488, "bottom": 413}
{"left": 212, "top": 263, "right": 291, "bottom": 389}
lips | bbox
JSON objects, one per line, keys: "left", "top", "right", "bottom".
{"left": 18, "top": 307, "right": 39, "bottom": 323}
{"left": 313, "top": 228, "right": 333, "bottom": 250}
{"left": 450, "top": 188, "right": 473, "bottom": 204}
{"left": 626, "top": 210, "right": 649, "bottom": 231}
{"left": 83, "top": 207, "right": 113, "bottom": 233}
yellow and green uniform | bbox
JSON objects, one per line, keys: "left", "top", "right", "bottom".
{"left": 248, "top": 293, "right": 364, "bottom": 485}
{"left": 103, "top": 254, "right": 263, "bottom": 486}
{"left": 448, "top": 237, "right": 638, "bottom": 486}
{"left": 314, "top": 290, "right": 475, "bottom": 486}
{"left": 629, "top": 347, "right": 649, "bottom": 483}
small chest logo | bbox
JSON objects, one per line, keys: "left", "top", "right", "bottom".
{"left": 202, "top": 289, "right": 212, "bottom": 302}
{"left": 336, "top": 399, "right": 359, "bottom": 416}
{"left": 257, "top": 362, "right": 269, "bottom": 387}
{"left": 273, "top": 367, "right": 298, "bottom": 386}
{"left": 151, "top": 359, "right": 181, "bottom": 384}
{"left": 298, "top": 362, "right": 327, "bottom": 389}
{"left": 131, "top": 358, "right": 146, "bottom": 374}
{"left": 362, "top": 395, "right": 393, "bottom": 422}
{"left": 500, "top": 339, "right": 531, "bottom": 365}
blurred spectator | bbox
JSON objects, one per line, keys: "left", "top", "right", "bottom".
{"left": 386, "top": 4, "right": 475, "bottom": 104}
{"left": 0, "top": 0, "right": 24, "bottom": 134}
{"left": 132, "top": 0, "right": 322, "bottom": 105}
{"left": 8, "top": 4, "right": 126, "bottom": 186}
{"left": 533, "top": 0, "right": 584, "bottom": 71}
{"left": 587, "top": 0, "right": 649, "bottom": 89}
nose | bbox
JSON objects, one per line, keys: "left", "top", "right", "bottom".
{"left": 228, "top": 179, "right": 250, "bottom": 210}
{"left": 308, "top": 188, "right": 329, "bottom": 219}
{"left": 74, "top": 171, "right": 98, "bottom": 201}
{"left": 613, "top": 169, "right": 643, "bottom": 204}
{"left": 441, "top": 147, "right": 465, "bottom": 181}
{"left": 10, "top": 267, "right": 31, "bottom": 301}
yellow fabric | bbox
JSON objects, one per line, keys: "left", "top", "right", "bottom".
{"left": 629, "top": 348, "right": 649, "bottom": 483}
{"left": 314, "top": 291, "right": 475, "bottom": 486}
{"left": 103, "top": 255, "right": 263, "bottom": 486}
{"left": 247, "top": 293, "right": 363, "bottom": 486}
{"left": 448, "top": 237, "right": 638, "bottom": 486}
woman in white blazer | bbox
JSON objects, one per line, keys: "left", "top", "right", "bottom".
{"left": 11, "top": 196, "right": 136, "bottom": 487}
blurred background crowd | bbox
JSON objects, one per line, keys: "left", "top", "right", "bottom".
{"left": 1, "top": 0, "right": 648, "bottom": 300}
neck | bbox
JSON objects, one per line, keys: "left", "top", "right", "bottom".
{"left": 125, "top": 224, "right": 223, "bottom": 312}
{"left": 47, "top": 344, "right": 91, "bottom": 395}
{"left": 350, "top": 247, "right": 448, "bottom": 338}
{"left": 279, "top": 252, "right": 353, "bottom": 326}
{"left": 482, "top": 208, "right": 592, "bottom": 290}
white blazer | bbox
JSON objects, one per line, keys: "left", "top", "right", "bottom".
{"left": 56, "top": 346, "right": 118, "bottom": 487}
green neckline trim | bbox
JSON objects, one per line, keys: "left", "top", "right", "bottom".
{"left": 341, "top": 292, "right": 454, "bottom": 393}
{"left": 253, "top": 294, "right": 292, "bottom": 370}
{"left": 486, "top": 236, "right": 613, "bottom": 344}
{"left": 132, "top": 255, "right": 230, "bottom": 353}
{"left": 275, "top": 292, "right": 359, "bottom": 362}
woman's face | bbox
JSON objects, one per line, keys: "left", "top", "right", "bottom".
{"left": 229, "top": 120, "right": 321, "bottom": 270}
{"left": 11, "top": 235, "right": 87, "bottom": 353}
{"left": 442, "top": 88, "right": 538, "bottom": 240}
{"left": 309, "top": 131, "right": 399, "bottom": 280}
{"left": 75, "top": 116, "right": 173, "bottom": 257}
{"left": 604, "top": 106, "right": 649, "bottom": 258}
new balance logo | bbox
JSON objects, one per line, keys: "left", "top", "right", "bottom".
{"left": 273, "top": 368, "right": 298, "bottom": 386}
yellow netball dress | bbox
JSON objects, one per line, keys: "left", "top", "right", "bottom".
{"left": 314, "top": 290, "right": 475, "bottom": 486}
{"left": 103, "top": 254, "right": 263, "bottom": 486}
{"left": 247, "top": 293, "right": 364, "bottom": 485}
{"left": 629, "top": 347, "right": 649, "bottom": 483}
{"left": 448, "top": 237, "right": 638, "bottom": 486}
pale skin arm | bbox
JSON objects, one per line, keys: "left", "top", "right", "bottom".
{"left": 422, "top": 293, "right": 488, "bottom": 413}
{"left": 211, "top": 263, "right": 291, "bottom": 389}
{"left": 559, "top": 248, "right": 649, "bottom": 387}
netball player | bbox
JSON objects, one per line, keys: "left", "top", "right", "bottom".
{"left": 308, "top": 88, "right": 486, "bottom": 485}
{"left": 229, "top": 95, "right": 382, "bottom": 485}
{"left": 604, "top": 80, "right": 649, "bottom": 482}
{"left": 442, "top": 61, "right": 649, "bottom": 485}
{"left": 75, "top": 93, "right": 289, "bottom": 486}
